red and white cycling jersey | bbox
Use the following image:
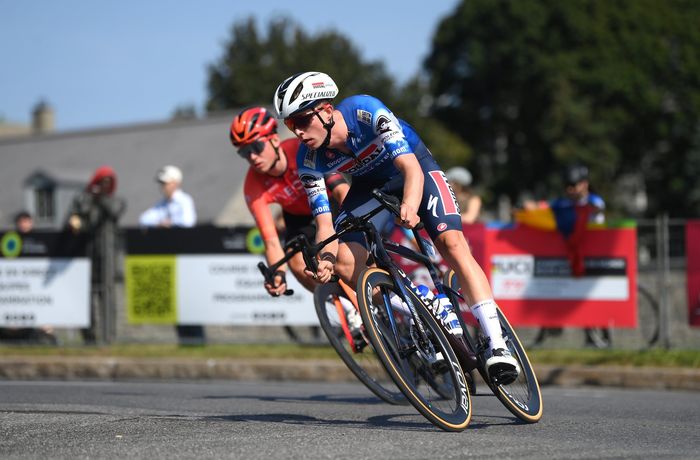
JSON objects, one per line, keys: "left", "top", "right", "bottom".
{"left": 244, "top": 137, "right": 344, "bottom": 241}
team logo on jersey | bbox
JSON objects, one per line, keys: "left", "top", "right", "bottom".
{"left": 299, "top": 173, "right": 318, "bottom": 188}
{"left": 357, "top": 110, "right": 372, "bottom": 125}
{"left": 375, "top": 115, "right": 392, "bottom": 134}
{"left": 303, "top": 149, "right": 317, "bottom": 168}
{"left": 338, "top": 143, "right": 384, "bottom": 174}
{"left": 437, "top": 223, "right": 448, "bottom": 232}
{"left": 428, "top": 171, "right": 460, "bottom": 216}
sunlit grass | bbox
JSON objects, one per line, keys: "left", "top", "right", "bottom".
{"left": 0, "top": 344, "right": 698, "bottom": 367}
{"left": 528, "top": 349, "right": 700, "bottom": 368}
{"left": 0, "top": 343, "right": 340, "bottom": 360}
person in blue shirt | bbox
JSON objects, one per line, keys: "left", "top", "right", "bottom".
{"left": 550, "top": 163, "right": 609, "bottom": 347}
{"left": 273, "top": 71, "right": 519, "bottom": 382}
{"left": 550, "top": 163, "right": 605, "bottom": 238}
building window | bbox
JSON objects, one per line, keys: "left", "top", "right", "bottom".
{"left": 34, "top": 187, "right": 55, "bottom": 221}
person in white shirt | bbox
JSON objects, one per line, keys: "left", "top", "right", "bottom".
{"left": 139, "top": 165, "right": 197, "bottom": 228}
{"left": 139, "top": 165, "right": 202, "bottom": 344}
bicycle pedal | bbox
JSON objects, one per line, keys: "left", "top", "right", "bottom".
{"left": 430, "top": 351, "right": 449, "bottom": 373}
{"left": 492, "top": 368, "right": 519, "bottom": 386}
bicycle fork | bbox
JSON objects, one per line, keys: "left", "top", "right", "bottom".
{"left": 402, "top": 274, "right": 480, "bottom": 373}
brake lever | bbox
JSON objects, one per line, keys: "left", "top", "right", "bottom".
{"left": 372, "top": 189, "right": 425, "bottom": 230}
{"left": 257, "top": 262, "right": 294, "bottom": 296}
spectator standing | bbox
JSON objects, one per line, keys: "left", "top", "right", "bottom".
{"left": 66, "top": 166, "right": 126, "bottom": 344}
{"left": 139, "top": 165, "right": 196, "bottom": 228}
{"left": 139, "top": 165, "right": 203, "bottom": 345}
{"left": 547, "top": 163, "right": 608, "bottom": 347}
{"left": 445, "top": 166, "right": 482, "bottom": 224}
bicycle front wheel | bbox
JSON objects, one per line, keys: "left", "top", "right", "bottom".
{"left": 445, "top": 270, "right": 543, "bottom": 423}
{"left": 357, "top": 268, "right": 472, "bottom": 432}
{"left": 314, "top": 282, "right": 405, "bottom": 405}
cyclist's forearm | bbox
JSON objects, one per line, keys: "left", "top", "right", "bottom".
{"left": 264, "top": 237, "right": 287, "bottom": 272}
{"left": 315, "top": 212, "right": 338, "bottom": 256}
{"left": 395, "top": 155, "right": 424, "bottom": 210}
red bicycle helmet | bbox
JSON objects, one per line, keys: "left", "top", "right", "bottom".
{"left": 229, "top": 107, "right": 277, "bottom": 147}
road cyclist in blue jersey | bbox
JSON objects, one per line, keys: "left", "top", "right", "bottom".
{"left": 273, "top": 71, "right": 519, "bottom": 382}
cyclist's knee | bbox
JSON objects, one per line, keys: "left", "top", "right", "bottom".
{"left": 335, "top": 242, "right": 367, "bottom": 287}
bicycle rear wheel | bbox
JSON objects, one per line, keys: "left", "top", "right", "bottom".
{"left": 445, "top": 270, "right": 543, "bottom": 423}
{"left": 314, "top": 282, "right": 405, "bottom": 405}
{"left": 357, "top": 268, "right": 471, "bottom": 432}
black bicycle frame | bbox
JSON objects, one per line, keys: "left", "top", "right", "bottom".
{"left": 258, "top": 189, "right": 479, "bottom": 370}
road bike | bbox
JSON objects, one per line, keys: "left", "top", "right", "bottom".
{"left": 261, "top": 189, "right": 543, "bottom": 430}
{"left": 356, "top": 190, "right": 541, "bottom": 428}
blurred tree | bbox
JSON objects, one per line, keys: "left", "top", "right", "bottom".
{"left": 206, "top": 16, "right": 472, "bottom": 168}
{"left": 425, "top": 0, "right": 700, "bottom": 217}
{"left": 207, "top": 17, "right": 397, "bottom": 112}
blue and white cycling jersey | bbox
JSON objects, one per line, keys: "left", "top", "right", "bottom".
{"left": 297, "top": 95, "right": 424, "bottom": 217}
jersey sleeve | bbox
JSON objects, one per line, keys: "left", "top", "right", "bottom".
{"left": 297, "top": 146, "right": 331, "bottom": 217}
{"left": 373, "top": 106, "right": 412, "bottom": 160}
{"left": 244, "top": 173, "right": 278, "bottom": 242}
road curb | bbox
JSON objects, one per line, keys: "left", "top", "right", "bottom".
{"left": 0, "top": 357, "right": 698, "bottom": 391}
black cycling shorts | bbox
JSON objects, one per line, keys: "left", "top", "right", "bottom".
{"left": 282, "top": 211, "right": 316, "bottom": 245}
{"left": 334, "top": 143, "right": 463, "bottom": 247}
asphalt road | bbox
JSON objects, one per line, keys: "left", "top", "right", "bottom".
{"left": 1, "top": 379, "right": 698, "bottom": 459}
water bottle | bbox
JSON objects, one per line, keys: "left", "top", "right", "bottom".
{"left": 436, "top": 293, "right": 463, "bottom": 337}
{"left": 415, "top": 285, "right": 462, "bottom": 337}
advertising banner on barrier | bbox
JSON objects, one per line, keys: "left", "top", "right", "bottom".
{"left": 462, "top": 224, "right": 637, "bottom": 328}
{"left": 687, "top": 221, "right": 700, "bottom": 327}
{"left": 124, "top": 226, "right": 318, "bottom": 326}
{"left": 0, "top": 231, "right": 90, "bottom": 327}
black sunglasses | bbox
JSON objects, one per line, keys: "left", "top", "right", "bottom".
{"left": 284, "top": 105, "right": 327, "bottom": 132}
{"left": 237, "top": 138, "right": 268, "bottom": 159}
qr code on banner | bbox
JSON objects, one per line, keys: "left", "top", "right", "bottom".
{"left": 126, "top": 257, "right": 177, "bottom": 323}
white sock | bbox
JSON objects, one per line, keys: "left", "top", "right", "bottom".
{"left": 389, "top": 294, "right": 412, "bottom": 316}
{"left": 470, "top": 299, "right": 507, "bottom": 350}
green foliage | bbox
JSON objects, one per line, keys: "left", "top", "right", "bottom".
{"left": 206, "top": 16, "right": 472, "bottom": 168}
{"left": 426, "top": 0, "right": 700, "bottom": 217}
{"left": 206, "top": 17, "right": 397, "bottom": 112}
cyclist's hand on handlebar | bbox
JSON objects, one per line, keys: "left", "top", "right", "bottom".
{"left": 305, "top": 259, "right": 335, "bottom": 284}
{"left": 264, "top": 272, "right": 287, "bottom": 297}
{"left": 398, "top": 202, "right": 421, "bottom": 229}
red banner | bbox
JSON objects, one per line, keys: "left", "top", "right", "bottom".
{"left": 687, "top": 221, "right": 700, "bottom": 327}
{"left": 462, "top": 224, "right": 637, "bottom": 328}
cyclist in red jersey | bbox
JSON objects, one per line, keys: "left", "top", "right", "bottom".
{"left": 230, "top": 107, "right": 348, "bottom": 296}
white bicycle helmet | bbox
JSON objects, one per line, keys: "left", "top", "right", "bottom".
{"left": 273, "top": 71, "right": 339, "bottom": 119}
